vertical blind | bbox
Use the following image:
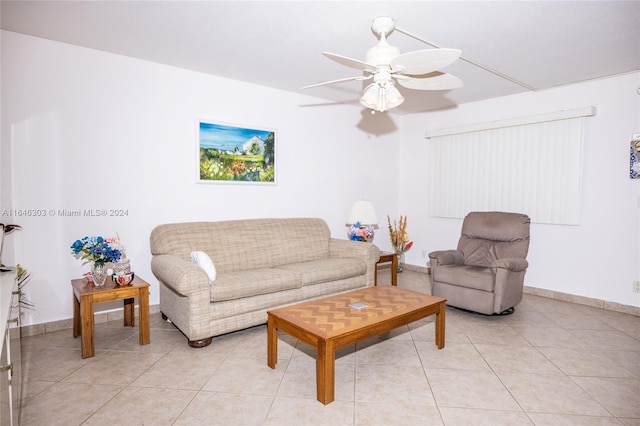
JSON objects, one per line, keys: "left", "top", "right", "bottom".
{"left": 426, "top": 108, "right": 596, "bottom": 225}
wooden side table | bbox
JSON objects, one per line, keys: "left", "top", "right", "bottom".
{"left": 72, "top": 275, "right": 150, "bottom": 358}
{"left": 375, "top": 252, "right": 398, "bottom": 286}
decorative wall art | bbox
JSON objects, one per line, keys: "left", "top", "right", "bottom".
{"left": 198, "top": 120, "right": 276, "bottom": 184}
{"left": 630, "top": 138, "right": 640, "bottom": 179}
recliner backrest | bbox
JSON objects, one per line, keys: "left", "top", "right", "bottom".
{"left": 457, "top": 212, "right": 531, "bottom": 267}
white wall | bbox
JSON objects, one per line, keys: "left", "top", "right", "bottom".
{"left": 3, "top": 30, "right": 638, "bottom": 327}
{"left": 401, "top": 72, "right": 640, "bottom": 308}
{"left": 1, "top": 31, "right": 401, "bottom": 325}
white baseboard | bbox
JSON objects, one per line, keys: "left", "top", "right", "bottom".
{"left": 20, "top": 304, "right": 162, "bottom": 337}
{"left": 523, "top": 285, "right": 639, "bottom": 317}
{"left": 19, "top": 270, "right": 640, "bottom": 337}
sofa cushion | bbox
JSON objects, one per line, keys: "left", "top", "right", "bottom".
{"left": 150, "top": 218, "right": 331, "bottom": 272}
{"left": 433, "top": 264, "right": 495, "bottom": 292}
{"left": 210, "top": 268, "right": 299, "bottom": 302}
{"left": 275, "top": 258, "right": 366, "bottom": 286}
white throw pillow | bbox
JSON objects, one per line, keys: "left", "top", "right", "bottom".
{"left": 190, "top": 250, "right": 217, "bottom": 282}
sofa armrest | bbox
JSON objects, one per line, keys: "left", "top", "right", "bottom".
{"left": 329, "top": 239, "right": 381, "bottom": 287}
{"left": 151, "top": 254, "right": 210, "bottom": 296}
{"left": 491, "top": 258, "right": 529, "bottom": 273}
{"left": 429, "top": 249, "right": 464, "bottom": 266}
{"left": 329, "top": 238, "right": 380, "bottom": 262}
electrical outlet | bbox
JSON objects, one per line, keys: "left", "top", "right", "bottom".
{"left": 422, "top": 249, "right": 428, "bottom": 259}
{"left": 634, "top": 281, "right": 640, "bottom": 293}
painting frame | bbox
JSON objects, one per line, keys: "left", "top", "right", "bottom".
{"left": 631, "top": 138, "right": 640, "bottom": 179}
{"left": 196, "top": 119, "right": 277, "bottom": 185}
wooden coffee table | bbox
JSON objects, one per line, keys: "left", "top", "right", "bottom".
{"left": 72, "top": 275, "right": 150, "bottom": 358}
{"left": 267, "top": 286, "right": 446, "bottom": 404}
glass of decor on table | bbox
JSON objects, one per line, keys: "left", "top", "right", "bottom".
{"left": 387, "top": 215, "right": 413, "bottom": 273}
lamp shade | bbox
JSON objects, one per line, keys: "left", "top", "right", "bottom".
{"left": 359, "top": 84, "right": 380, "bottom": 110}
{"left": 385, "top": 84, "right": 405, "bottom": 109}
{"left": 346, "top": 200, "right": 379, "bottom": 227}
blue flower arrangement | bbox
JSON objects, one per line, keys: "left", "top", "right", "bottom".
{"left": 70, "top": 235, "right": 123, "bottom": 267}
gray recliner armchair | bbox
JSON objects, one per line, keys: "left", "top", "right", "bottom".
{"left": 429, "top": 211, "right": 531, "bottom": 315}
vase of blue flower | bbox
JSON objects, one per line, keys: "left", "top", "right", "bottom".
{"left": 71, "top": 235, "right": 125, "bottom": 286}
{"left": 91, "top": 263, "right": 108, "bottom": 286}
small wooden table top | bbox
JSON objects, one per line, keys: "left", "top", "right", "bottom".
{"left": 267, "top": 286, "right": 446, "bottom": 404}
{"left": 72, "top": 275, "right": 150, "bottom": 358}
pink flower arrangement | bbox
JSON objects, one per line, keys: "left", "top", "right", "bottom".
{"left": 387, "top": 215, "right": 413, "bottom": 253}
{"left": 347, "top": 222, "right": 375, "bottom": 242}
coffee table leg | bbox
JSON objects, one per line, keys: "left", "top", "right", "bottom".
{"left": 435, "top": 302, "right": 446, "bottom": 349}
{"left": 316, "top": 339, "right": 335, "bottom": 404}
{"left": 267, "top": 316, "right": 277, "bottom": 369}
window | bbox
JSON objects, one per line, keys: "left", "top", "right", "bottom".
{"left": 426, "top": 107, "right": 596, "bottom": 225}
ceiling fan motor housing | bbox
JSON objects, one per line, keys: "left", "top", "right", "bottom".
{"left": 366, "top": 43, "right": 400, "bottom": 67}
{"left": 366, "top": 16, "right": 399, "bottom": 66}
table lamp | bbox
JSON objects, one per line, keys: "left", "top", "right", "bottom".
{"left": 345, "top": 200, "right": 379, "bottom": 242}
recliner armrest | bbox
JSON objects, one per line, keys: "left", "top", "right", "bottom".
{"left": 491, "top": 258, "right": 528, "bottom": 272}
{"left": 429, "top": 249, "right": 465, "bottom": 266}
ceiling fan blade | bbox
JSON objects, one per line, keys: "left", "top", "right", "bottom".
{"left": 396, "top": 72, "right": 463, "bottom": 90}
{"left": 323, "top": 52, "right": 376, "bottom": 72}
{"left": 301, "top": 74, "right": 372, "bottom": 89}
{"left": 391, "top": 48, "right": 461, "bottom": 75}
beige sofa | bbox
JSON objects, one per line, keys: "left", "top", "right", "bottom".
{"left": 150, "top": 218, "right": 380, "bottom": 347}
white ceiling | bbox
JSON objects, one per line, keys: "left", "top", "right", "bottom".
{"left": 2, "top": 1, "right": 639, "bottom": 115}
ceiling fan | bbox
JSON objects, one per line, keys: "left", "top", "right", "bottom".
{"left": 303, "top": 16, "right": 463, "bottom": 113}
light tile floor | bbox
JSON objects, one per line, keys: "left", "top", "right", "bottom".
{"left": 18, "top": 269, "right": 640, "bottom": 425}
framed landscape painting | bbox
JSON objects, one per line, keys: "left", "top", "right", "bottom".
{"left": 197, "top": 120, "right": 276, "bottom": 184}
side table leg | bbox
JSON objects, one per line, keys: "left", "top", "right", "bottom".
{"left": 316, "top": 339, "right": 335, "bottom": 404}
{"left": 80, "top": 297, "right": 95, "bottom": 358}
{"left": 435, "top": 302, "right": 446, "bottom": 349}
{"left": 124, "top": 298, "right": 134, "bottom": 327}
{"left": 73, "top": 293, "right": 80, "bottom": 338}
{"left": 391, "top": 254, "right": 398, "bottom": 286}
{"left": 138, "top": 288, "right": 150, "bottom": 345}
{"left": 374, "top": 262, "right": 379, "bottom": 286}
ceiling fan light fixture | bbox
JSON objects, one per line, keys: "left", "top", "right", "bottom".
{"left": 359, "top": 82, "right": 404, "bottom": 112}
{"left": 385, "top": 84, "right": 405, "bottom": 109}
{"left": 359, "top": 84, "right": 380, "bottom": 110}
